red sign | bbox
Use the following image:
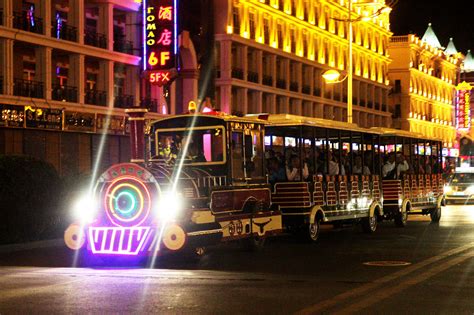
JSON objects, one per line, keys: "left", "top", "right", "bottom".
{"left": 456, "top": 82, "right": 472, "bottom": 131}
{"left": 143, "top": 0, "right": 178, "bottom": 86}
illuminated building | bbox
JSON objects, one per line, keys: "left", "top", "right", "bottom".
{"left": 209, "top": 0, "right": 393, "bottom": 127}
{"left": 387, "top": 24, "right": 463, "bottom": 149}
{"left": 0, "top": 0, "right": 161, "bottom": 175}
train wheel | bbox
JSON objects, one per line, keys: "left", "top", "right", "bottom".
{"left": 395, "top": 205, "right": 408, "bottom": 227}
{"left": 306, "top": 217, "right": 321, "bottom": 242}
{"left": 430, "top": 206, "right": 442, "bottom": 223}
{"left": 362, "top": 210, "right": 378, "bottom": 233}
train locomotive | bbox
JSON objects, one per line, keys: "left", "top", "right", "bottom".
{"left": 64, "top": 109, "right": 282, "bottom": 259}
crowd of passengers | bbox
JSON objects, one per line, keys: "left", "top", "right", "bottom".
{"left": 266, "top": 147, "right": 445, "bottom": 184}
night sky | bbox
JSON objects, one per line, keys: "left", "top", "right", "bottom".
{"left": 390, "top": 0, "right": 474, "bottom": 54}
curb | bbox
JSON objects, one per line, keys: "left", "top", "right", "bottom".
{"left": 0, "top": 238, "right": 64, "bottom": 254}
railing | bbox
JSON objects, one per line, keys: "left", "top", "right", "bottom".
{"left": 13, "top": 79, "right": 43, "bottom": 98}
{"left": 114, "top": 38, "right": 134, "bottom": 54}
{"left": 52, "top": 22, "right": 77, "bottom": 42}
{"left": 52, "top": 84, "right": 77, "bottom": 102}
{"left": 85, "top": 89, "right": 107, "bottom": 106}
{"left": 13, "top": 11, "right": 43, "bottom": 34}
{"left": 84, "top": 29, "right": 107, "bottom": 49}
{"left": 197, "top": 176, "right": 227, "bottom": 188}
{"left": 390, "top": 35, "right": 410, "bottom": 43}
{"left": 114, "top": 94, "right": 135, "bottom": 108}
{"left": 141, "top": 98, "right": 158, "bottom": 112}
{"left": 247, "top": 71, "right": 259, "bottom": 83}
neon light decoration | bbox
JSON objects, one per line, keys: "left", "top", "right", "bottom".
{"left": 104, "top": 176, "right": 152, "bottom": 227}
{"left": 455, "top": 81, "right": 472, "bottom": 131}
{"left": 143, "top": 0, "right": 179, "bottom": 85}
{"left": 89, "top": 226, "right": 151, "bottom": 255}
{"left": 55, "top": 12, "right": 62, "bottom": 39}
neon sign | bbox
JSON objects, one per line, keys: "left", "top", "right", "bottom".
{"left": 143, "top": 0, "right": 178, "bottom": 86}
{"left": 455, "top": 81, "right": 472, "bottom": 131}
{"left": 88, "top": 226, "right": 151, "bottom": 255}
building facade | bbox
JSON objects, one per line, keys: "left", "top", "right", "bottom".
{"left": 387, "top": 27, "right": 462, "bottom": 148}
{"left": 211, "top": 0, "right": 393, "bottom": 127}
{"left": 0, "top": 0, "right": 165, "bottom": 176}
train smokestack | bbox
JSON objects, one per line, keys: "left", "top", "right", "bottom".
{"left": 125, "top": 108, "right": 148, "bottom": 163}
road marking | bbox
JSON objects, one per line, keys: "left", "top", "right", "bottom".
{"left": 335, "top": 251, "right": 474, "bottom": 314}
{"left": 295, "top": 242, "right": 474, "bottom": 315}
{"left": 363, "top": 261, "right": 412, "bottom": 267}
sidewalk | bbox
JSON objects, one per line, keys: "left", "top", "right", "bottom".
{"left": 0, "top": 239, "right": 64, "bottom": 254}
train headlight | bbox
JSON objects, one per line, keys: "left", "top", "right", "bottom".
{"left": 73, "top": 193, "right": 98, "bottom": 224}
{"left": 156, "top": 191, "right": 183, "bottom": 222}
{"left": 443, "top": 185, "right": 452, "bottom": 194}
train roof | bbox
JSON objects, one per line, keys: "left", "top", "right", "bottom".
{"left": 369, "top": 127, "right": 441, "bottom": 142}
{"left": 149, "top": 112, "right": 268, "bottom": 126}
{"left": 250, "top": 114, "right": 380, "bottom": 135}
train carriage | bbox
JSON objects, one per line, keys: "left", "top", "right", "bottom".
{"left": 373, "top": 128, "right": 445, "bottom": 225}
{"left": 260, "top": 114, "right": 384, "bottom": 241}
{"left": 64, "top": 110, "right": 282, "bottom": 259}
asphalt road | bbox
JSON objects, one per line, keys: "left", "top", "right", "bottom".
{"left": 0, "top": 205, "right": 474, "bottom": 314}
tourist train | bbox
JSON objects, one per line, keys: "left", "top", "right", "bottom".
{"left": 64, "top": 108, "right": 445, "bottom": 260}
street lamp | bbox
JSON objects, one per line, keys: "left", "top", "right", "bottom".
{"left": 322, "top": 1, "right": 393, "bottom": 124}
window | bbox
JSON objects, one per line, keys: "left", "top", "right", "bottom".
{"left": 155, "top": 126, "right": 225, "bottom": 165}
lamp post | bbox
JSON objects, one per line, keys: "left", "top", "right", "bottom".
{"left": 322, "top": 1, "right": 391, "bottom": 124}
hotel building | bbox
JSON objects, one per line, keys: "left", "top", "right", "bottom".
{"left": 387, "top": 24, "right": 462, "bottom": 148}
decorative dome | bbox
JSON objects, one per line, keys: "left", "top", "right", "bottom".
{"left": 444, "top": 38, "right": 458, "bottom": 55}
{"left": 463, "top": 50, "right": 474, "bottom": 73}
{"left": 421, "top": 23, "right": 442, "bottom": 49}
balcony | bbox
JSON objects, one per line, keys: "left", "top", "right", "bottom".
{"left": 114, "top": 38, "right": 134, "bottom": 54}
{"left": 13, "top": 11, "right": 43, "bottom": 34}
{"left": 52, "top": 84, "right": 77, "bottom": 102}
{"left": 262, "top": 75, "right": 273, "bottom": 86}
{"left": 302, "top": 85, "right": 311, "bottom": 95}
{"left": 14, "top": 79, "right": 43, "bottom": 98}
{"left": 290, "top": 82, "right": 299, "bottom": 92}
{"left": 276, "top": 79, "right": 286, "bottom": 89}
{"left": 231, "top": 68, "right": 244, "bottom": 80}
{"left": 247, "top": 71, "right": 259, "bottom": 83}
{"left": 85, "top": 29, "right": 107, "bottom": 49}
{"left": 52, "top": 22, "right": 77, "bottom": 42}
{"left": 85, "top": 89, "right": 107, "bottom": 106}
{"left": 141, "top": 98, "right": 158, "bottom": 112}
{"left": 114, "top": 94, "right": 135, "bottom": 108}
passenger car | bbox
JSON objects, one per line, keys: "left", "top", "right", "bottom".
{"left": 444, "top": 168, "right": 474, "bottom": 204}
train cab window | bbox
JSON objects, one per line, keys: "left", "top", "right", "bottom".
{"left": 232, "top": 129, "right": 264, "bottom": 180}
{"left": 154, "top": 127, "right": 225, "bottom": 165}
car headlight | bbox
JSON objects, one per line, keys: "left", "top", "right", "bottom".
{"left": 155, "top": 191, "right": 183, "bottom": 222}
{"left": 443, "top": 185, "right": 453, "bottom": 194}
{"left": 73, "top": 193, "right": 98, "bottom": 224}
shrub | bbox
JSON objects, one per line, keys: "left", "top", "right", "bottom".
{"left": 0, "top": 155, "right": 64, "bottom": 245}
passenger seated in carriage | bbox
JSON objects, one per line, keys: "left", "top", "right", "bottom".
{"left": 286, "top": 154, "right": 309, "bottom": 181}
{"left": 268, "top": 157, "right": 286, "bottom": 184}
{"left": 353, "top": 155, "right": 371, "bottom": 175}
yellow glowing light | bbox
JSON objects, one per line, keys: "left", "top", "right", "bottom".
{"left": 322, "top": 69, "right": 342, "bottom": 83}
{"left": 227, "top": 25, "right": 233, "bottom": 34}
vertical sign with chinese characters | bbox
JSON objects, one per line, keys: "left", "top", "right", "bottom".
{"left": 143, "top": 0, "right": 178, "bottom": 86}
{"left": 455, "top": 81, "right": 472, "bottom": 131}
